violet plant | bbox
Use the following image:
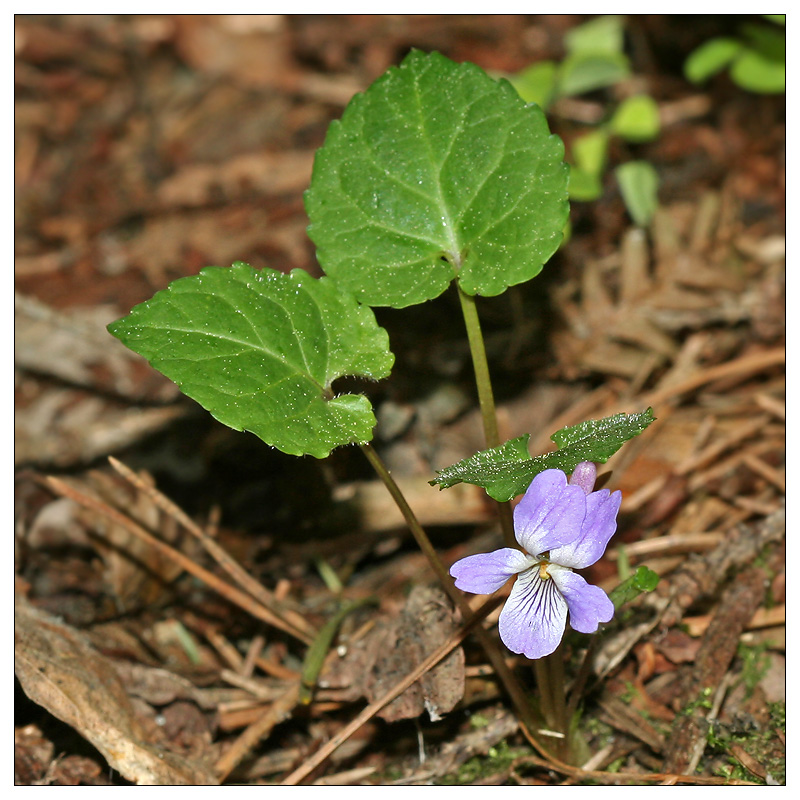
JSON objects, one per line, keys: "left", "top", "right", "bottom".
{"left": 108, "top": 50, "right": 657, "bottom": 763}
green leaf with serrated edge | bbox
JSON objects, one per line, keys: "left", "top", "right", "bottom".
{"left": 108, "top": 262, "right": 394, "bottom": 459}
{"left": 430, "top": 409, "right": 655, "bottom": 502}
{"left": 608, "top": 566, "right": 660, "bottom": 610}
{"left": 305, "top": 50, "right": 569, "bottom": 308}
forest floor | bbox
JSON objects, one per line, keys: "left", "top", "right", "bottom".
{"left": 14, "top": 15, "right": 784, "bottom": 786}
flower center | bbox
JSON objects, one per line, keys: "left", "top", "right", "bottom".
{"left": 538, "top": 559, "right": 551, "bottom": 581}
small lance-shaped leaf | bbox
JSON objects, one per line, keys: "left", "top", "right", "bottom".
{"left": 305, "top": 49, "right": 569, "bottom": 308}
{"left": 108, "top": 263, "right": 394, "bottom": 458}
{"left": 430, "top": 408, "right": 655, "bottom": 502}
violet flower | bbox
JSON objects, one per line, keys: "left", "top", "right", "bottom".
{"left": 449, "top": 463, "right": 621, "bottom": 660}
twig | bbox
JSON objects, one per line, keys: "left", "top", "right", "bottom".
{"left": 516, "top": 724, "right": 757, "bottom": 785}
{"left": 241, "top": 634, "right": 266, "bottom": 678}
{"left": 662, "top": 565, "right": 768, "bottom": 773}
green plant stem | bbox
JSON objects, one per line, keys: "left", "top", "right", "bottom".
{"left": 548, "top": 642, "right": 568, "bottom": 738}
{"left": 534, "top": 644, "right": 569, "bottom": 762}
{"left": 533, "top": 658, "right": 556, "bottom": 728}
{"left": 565, "top": 636, "right": 600, "bottom": 723}
{"left": 359, "top": 442, "right": 540, "bottom": 735}
{"left": 456, "top": 284, "right": 515, "bottom": 547}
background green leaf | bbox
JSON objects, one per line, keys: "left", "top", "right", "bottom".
{"left": 731, "top": 24, "right": 785, "bottom": 94}
{"left": 430, "top": 408, "right": 655, "bottom": 501}
{"left": 615, "top": 161, "right": 660, "bottom": 227}
{"left": 571, "top": 129, "right": 610, "bottom": 178}
{"left": 108, "top": 262, "right": 394, "bottom": 458}
{"left": 684, "top": 37, "right": 742, "bottom": 83}
{"left": 568, "top": 166, "right": 603, "bottom": 202}
{"left": 557, "top": 52, "right": 630, "bottom": 97}
{"left": 509, "top": 60, "right": 558, "bottom": 109}
{"left": 305, "top": 49, "right": 569, "bottom": 308}
{"left": 564, "top": 14, "right": 626, "bottom": 57}
{"left": 609, "top": 95, "right": 661, "bottom": 142}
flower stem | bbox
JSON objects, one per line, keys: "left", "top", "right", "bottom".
{"left": 359, "top": 442, "right": 541, "bottom": 734}
{"left": 456, "top": 284, "right": 515, "bottom": 547}
{"left": 548, "top": 642, "right": 568, "bottom": 736}
{"left": 533, "top": 658, "right": 556, "bottom": 727}
{"left": 534, "top": 644, "right": 570, "bottom": 761}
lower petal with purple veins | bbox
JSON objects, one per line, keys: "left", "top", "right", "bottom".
{"left": 498, "top": 566, "right": 568, "bottom": 659}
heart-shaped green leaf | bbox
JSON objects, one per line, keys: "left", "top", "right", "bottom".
{"left": 305, "top": 49, "right": 569, "bottom": 308}
{"left": 430, "top": 409, "right": 655, "bottom": 501}
{"left": 108, "top": 262, "right": 394, "bottom": 458}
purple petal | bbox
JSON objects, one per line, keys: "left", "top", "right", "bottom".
{"left": 498, "top": 566, "right": 567, "bottom": 659}
{"left": 513, "top": 470, "right": 587, "bottom": 557}
{"left": 549, "top": 566, "right": 614, "bottom": 633}
{"left": 549, "top": 489, "right": 621, "bottom": 569}
{"left": 569, "top": 461, "right": 597, "bottom": 495}
{"left": 450, "top": 548, "right": 534, "bottom": 595}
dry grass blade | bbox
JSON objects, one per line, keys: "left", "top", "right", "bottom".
{"left": 108, "top": 456, "right": 316, "bottom": 643}
{"left": 44, "top": 475, "right": 311, "bottom": 644}
{"left": 641, "top": 346, "right": 784, "bottom": 407}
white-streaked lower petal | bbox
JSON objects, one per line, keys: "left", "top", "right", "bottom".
{"left": 450, "top": 548, "right": 535, "bottom": 595}
{"left": 498, "top": 565, "right": 567, "bottom": 660}
{"left": 549, "top": 566, "right": 614, "bottom": 633}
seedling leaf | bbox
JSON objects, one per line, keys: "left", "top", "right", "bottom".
{"left": 609, "top": 566, "right": 660, "bottom": 610}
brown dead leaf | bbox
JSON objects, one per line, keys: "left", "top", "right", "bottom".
{"left": 654, "top": 628, "right": 702, "bottom": 665}
{"left": 14, "top": 594, "right": 217, "bottom": 785}
{"left": 318, "top": 586, "right": 466, "bottom": 722}
{"left": 366, "top": 586, "right": 465, "bottom": 722}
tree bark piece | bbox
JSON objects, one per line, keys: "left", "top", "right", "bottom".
{"left": 661, "top": 566, "right": 767, "bottom": 774}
